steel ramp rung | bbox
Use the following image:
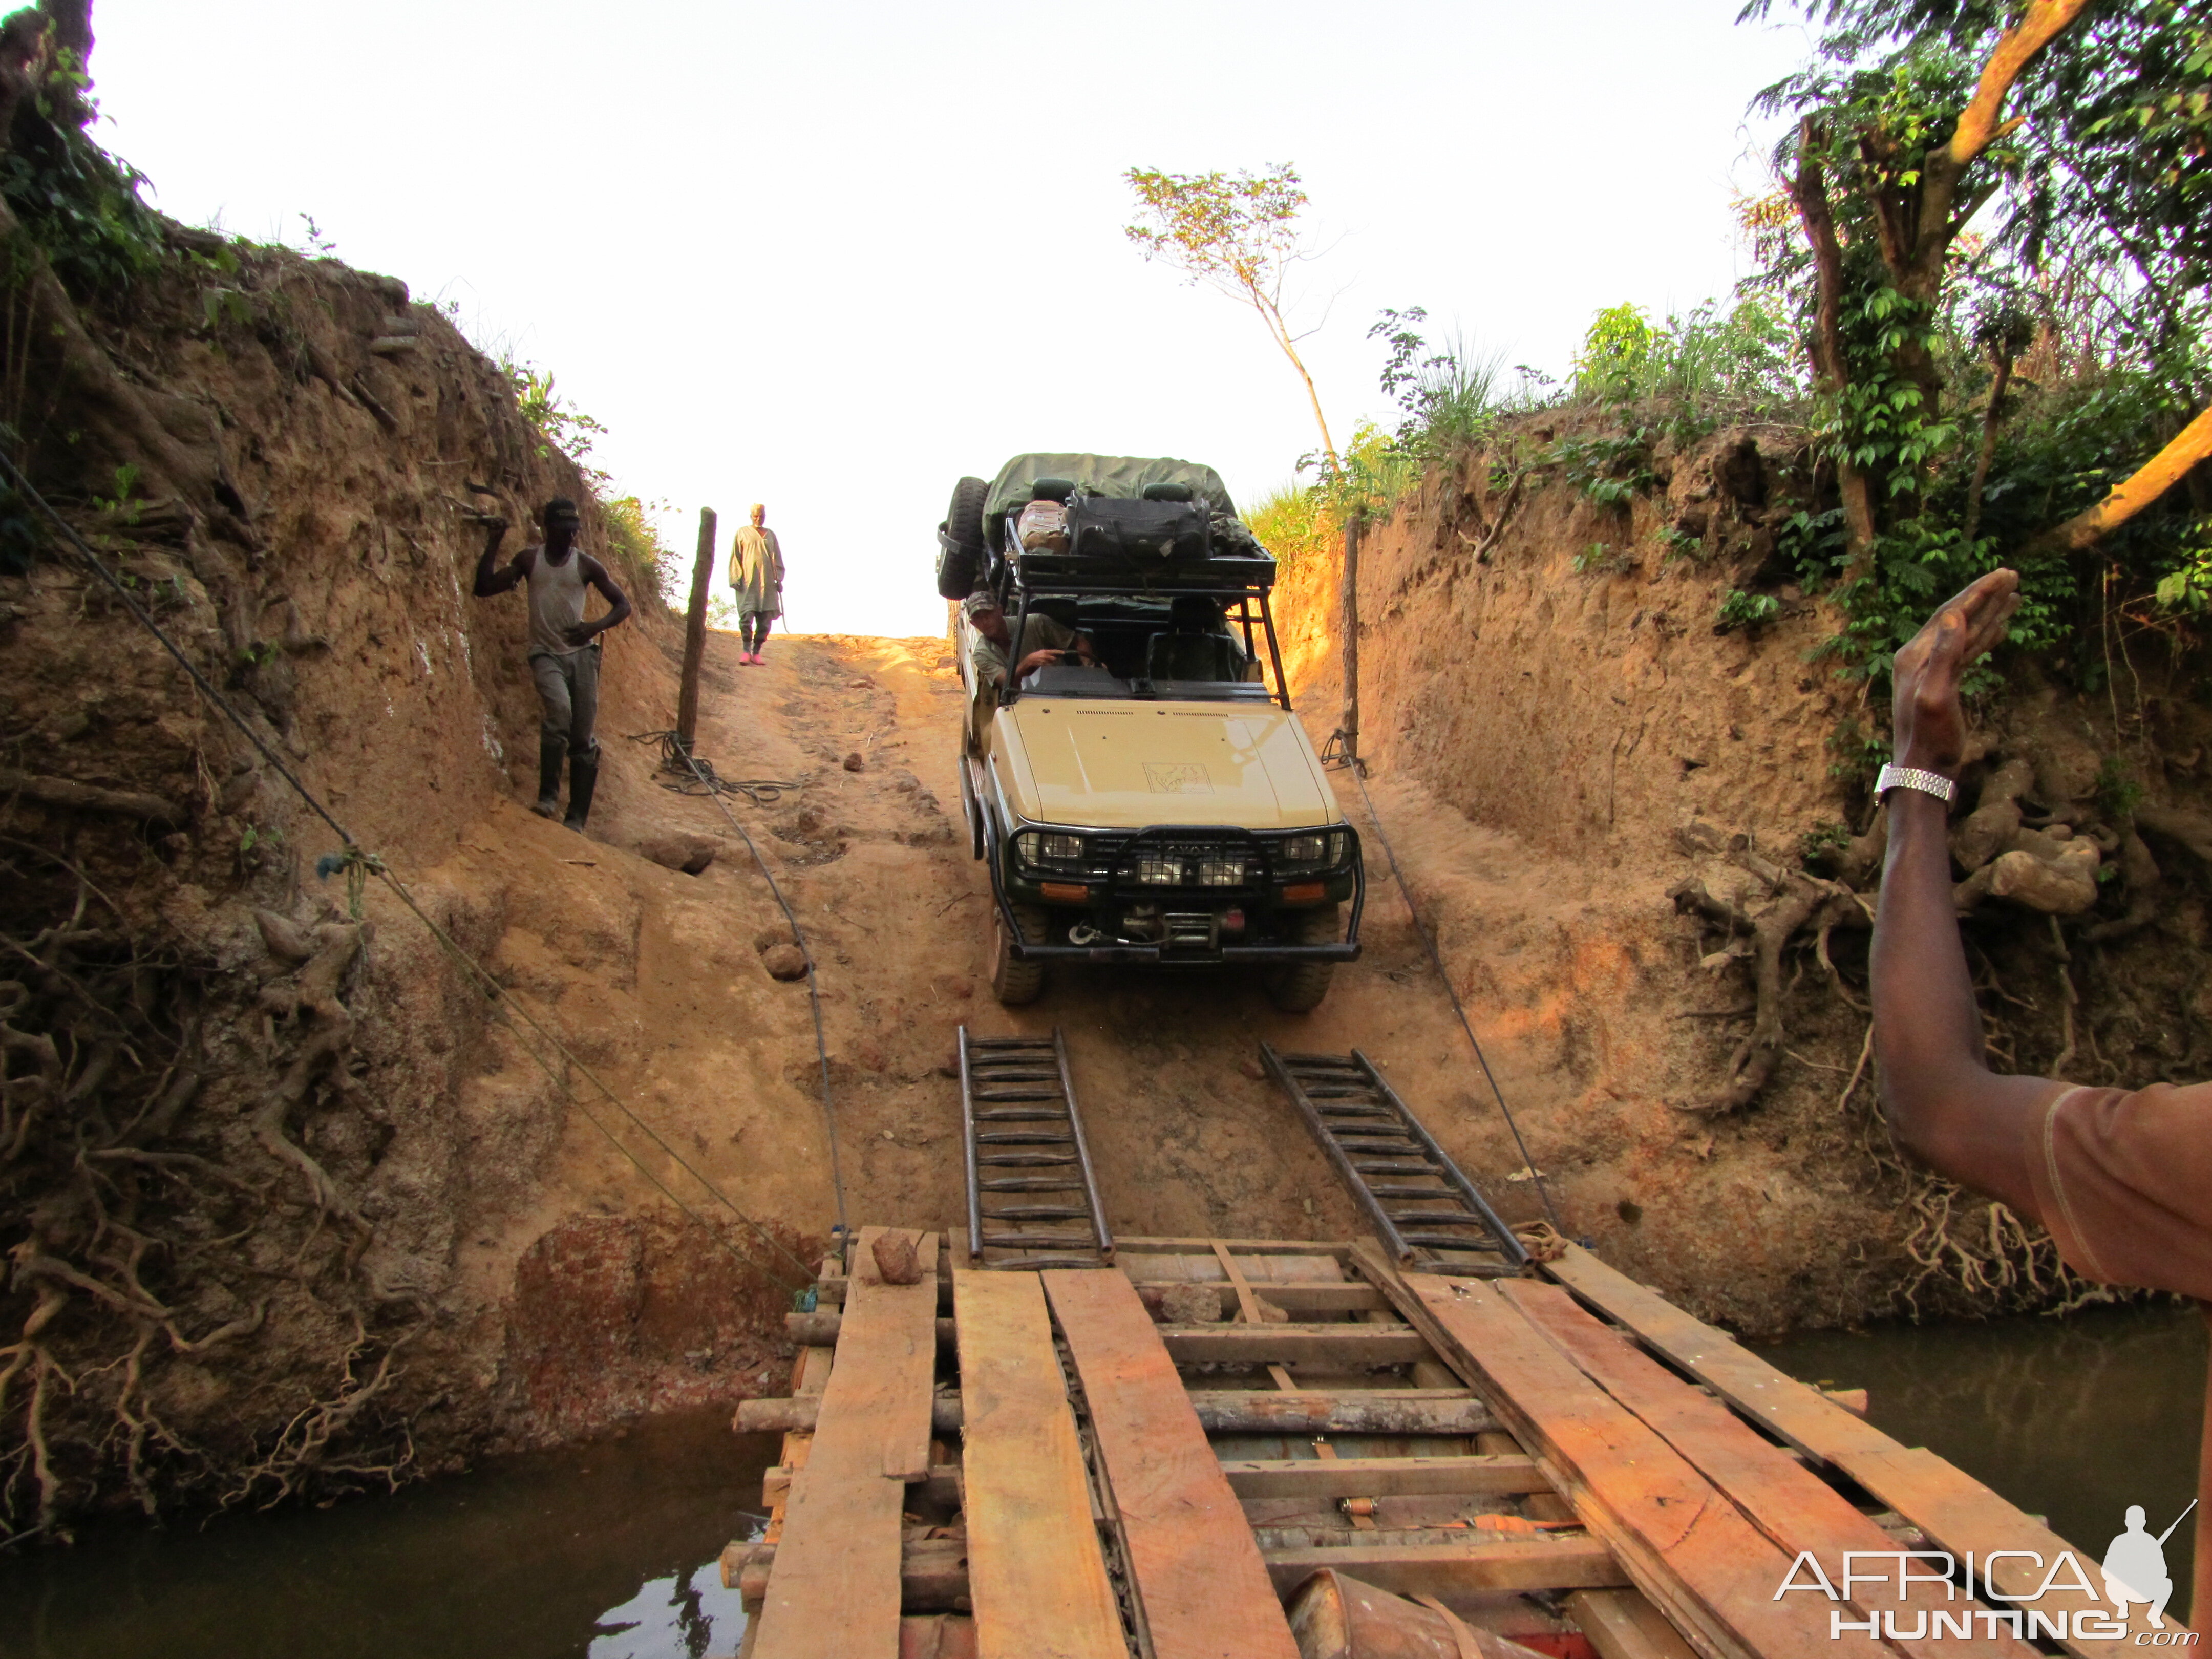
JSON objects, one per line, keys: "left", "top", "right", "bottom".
{"left": 1259, "top": 1041, "right": 1529, "bottom": 1271}
{"left": 961, "top": 1024, "right": 1113, "bottom": 1268}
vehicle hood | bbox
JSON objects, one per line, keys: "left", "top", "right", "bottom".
{"left": 992, "top": 700, "right": 1339, "bottom": 831}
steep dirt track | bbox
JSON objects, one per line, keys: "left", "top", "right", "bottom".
{"left": 462, "top": 623, "right": 1622, "bottom": 1410}
{"left": 513, "top": 625, "right": 1621, "bottom": 1253}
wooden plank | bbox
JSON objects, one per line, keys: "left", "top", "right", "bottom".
{"left": 745, "top": 1387, "right": 1497, "bottom": 1438}
{"left": 1213, "top": 1242, "right": 1266, "bottom": 1323}
{"left": 1158, "top": 1324, "right": 1430, "bottom": 1366}
{"left": 1501, "top": 1279, "right": 2039, "bottom": 1659}
{"left": 1112, "top": 1236, "right": 1353, "bottom": 1257}
{"left": 1259, "top": 1539, "right": 1627, "bottom": 1597}
{"left": 954, "top": 1269, "right": 1124, "bottom": 1659}
{"left": 750, "top": 1227, "right": 940, "bottom": 1659}
{"left": 1545, "top": 1244, "right": 2170, "bottom": 1658}
{"left": 1187, "top": 1389, "right": 1498, "bottom": 1436}
{"left": 1044, "top": 1267, "right": 1299, "bottom": 1659}
{"left": 737, "top": 1536, "right": 970, "bottom": 1611}
{"left": 1566, "top": 1589, "right": 1701, "bottom": 1659}
{"left": 1141, "top": 1282, "right": 1389, "bottom": 1315}
{"left": 1354, "top": 1245, "right": 1841, "bottom": 1659}
{"left": 764, "top": 1462, "right": 961, "bottom": 1508}
{"left": 754, "top": 1344, "right": 834, "bottom": 1545}
{"left": 1219, "top": 1452, "right": 1545, "bottom": 1499}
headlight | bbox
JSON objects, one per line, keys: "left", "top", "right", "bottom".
{"left": 1279, "top": 832, "right": 1344, "bottom": 869}
{"left": 1016, "top": 831, "right": 1085, "bottom": 866}
{"left": 1196, "top": 860, "right": 1246, "bottom": 887}
{"left": 1136, "top": 856, "right": 1181, "bottom": 885}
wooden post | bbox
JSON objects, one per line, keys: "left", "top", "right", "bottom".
{"left": 674, "top": 506, "right": 717, "bottom": 753}
{"left": 1338, "top": 514, "right": 1362, "bottom": 765}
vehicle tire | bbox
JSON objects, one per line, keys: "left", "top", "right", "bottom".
{"left": 1263, "top": 903, "right": 1342, "bottom": 1013}
{"left": 989, "top": 900, "right": 1051, "bottom": 1006}
{"left": 935, "top": 476, "right": 989, "bottom": 599}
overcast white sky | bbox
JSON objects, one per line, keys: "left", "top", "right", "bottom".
{"left": 93, "top": 1, "right": 1811, "bottom": 637}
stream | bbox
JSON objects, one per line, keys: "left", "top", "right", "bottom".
{"left": 0, "top": 1303, "right": 2201, "bottom": 1655}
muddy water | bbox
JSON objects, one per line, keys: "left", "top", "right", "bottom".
{"left": 1759, "top": 1301, "right": 2206, "bottom": 1622}
{"left": 2, "top": 1307, "right": 2201, "bottom": 1652}
{"left": 0, "top": 1410, "right": 777, "bottom": 1659}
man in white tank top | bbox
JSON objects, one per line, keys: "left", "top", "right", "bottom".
{"left": 472, "top": 497, "right": 633, "bottom": 831}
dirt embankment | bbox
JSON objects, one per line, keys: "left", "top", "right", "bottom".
{"left": 1268, "top": 422, "right": 2212, "bottom": 1330}
{"left": 10, "top": 78, "right": 2209, "bottom": 1527}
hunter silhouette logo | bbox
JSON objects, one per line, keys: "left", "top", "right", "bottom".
{"left": 2102, "top": 1501, "right": 2195, "bottom": 1629}
{"left": 1775, "top": 1499, "right": 2201, "bottom": 1642}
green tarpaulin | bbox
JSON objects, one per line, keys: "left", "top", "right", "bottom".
{"left": 985, "top": 453, "right": 1237, "bottom": 522}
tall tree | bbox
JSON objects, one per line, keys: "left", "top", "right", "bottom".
{"left": 1124, "top": 162, "right": 1338, "bottom": 472}
{"left": 1749, "top": 0, "right": 2211, "bottom": 652}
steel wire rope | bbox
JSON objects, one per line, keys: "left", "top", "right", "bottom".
{"left": 0, "top": 451, "right": 818, "bottom": 1289}
{"left": 1334, "top": 750, "right": 1567, "bottom": 1234}
{"left": 628, "top": 728, "right": 850, "bottom": 1239}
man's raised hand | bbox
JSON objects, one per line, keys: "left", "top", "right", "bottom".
{"left": 1891, "top": 568, "right": 2021, "bottom": 777}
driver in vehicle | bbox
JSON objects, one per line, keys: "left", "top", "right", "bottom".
{"left": 964, "top": 590, "right": 1093, "bottom": 747}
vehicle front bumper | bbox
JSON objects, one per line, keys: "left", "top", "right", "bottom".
{"left": 984, "top": 831, "right": 1366, "bottom": 965}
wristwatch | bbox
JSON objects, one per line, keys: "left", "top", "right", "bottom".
{"left": 1875, "top": 763, "right": 1955, "bottom": 804}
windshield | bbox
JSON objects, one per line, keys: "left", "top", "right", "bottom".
{"left": 1006, "top": 590, "right": 1285, "bottom": 706}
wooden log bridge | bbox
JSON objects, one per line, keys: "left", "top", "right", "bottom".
{"left": 726, "top": 1232, "right": 2167, "bottom": 1659}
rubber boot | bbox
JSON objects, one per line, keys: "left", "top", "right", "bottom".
{"left": 562, "top": 748, "right": 600, "bottom": 833}
{"left": 531, "top": 733, "right": 564, "bottom": 818}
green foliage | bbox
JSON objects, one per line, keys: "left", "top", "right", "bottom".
{"left": 2094, "top": 755, "right": 2146, "bottom": 822}
{"left": 505, "top": 363, "right": 607, "bottom": 461}
{"left": 1547, "top": 432, "right": 1656, "bottom": 508}
{"left": 1798, "top": 820, "right": 1854, "bottom": 867}
{"left": 1574, "top": 305, "right": 1656, "bottom": 399}
{"left": 598, "top": 494, "right": 674, "bottom": 606}
{"left": 1371, "top": 307, "right": 1505, "bottom": 456}
{"left": 1242, "top": 482, "right": 1336, "bottom": 575}
{"left": 1826, "top": 717, "right": 1891, "bottom": 786}
{"left": 1575, "top": 542, "right": 1636, "bottom": 578}
{"left": 1743, "top": 3, "right": 2211, "bottom": 686}
{"left": 1570, "top": 299, "right": 1805, "bottom": 437}
{"left": 0, "top": 51, "right": 165, "bottom": 302}
{"left": 1717, "top": 588, "right": 1782, "bottom": 631}
{"left": 2153, "top": 516, "right": 2212, "bottom": 613}
{"left": 1657, "top": 524, "right": 1706, "bottom": 562}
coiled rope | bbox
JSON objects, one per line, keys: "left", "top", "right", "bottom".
{"left": 0, "top": 451, "right": 818, "bottom": 1290}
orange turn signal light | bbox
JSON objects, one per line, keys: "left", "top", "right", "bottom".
{"left": 1281, "top": 882, "right": 1327, "bottom": 903}
{"left": 1040, "top": 882, "right": 1090, "bottom": 903}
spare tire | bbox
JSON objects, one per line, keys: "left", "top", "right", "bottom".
{"left": 934, "top": 476, "right": 988, "bottom": 599}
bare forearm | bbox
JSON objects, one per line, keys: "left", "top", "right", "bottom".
{"left": 471, "top": 529, "right": 509, "bottom": 596}
{"left": 1872, "top": 794, "right": 1983, "bottom": 1101}
{"left": 1871, "top": 791, "right": 2045, "bottom": 1207}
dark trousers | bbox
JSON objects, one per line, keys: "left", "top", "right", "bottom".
{"left": 741, "top": 612, "right": 774, "bottom": 652}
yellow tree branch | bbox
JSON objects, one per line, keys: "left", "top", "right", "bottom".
{"left": 2027, "top": 403, "right": 2212, "bottom": 555}
{"left": 1946, "top": 0, "right": 2093, "bottom": 167}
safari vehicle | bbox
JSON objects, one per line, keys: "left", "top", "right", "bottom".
{"left": 938, "top": 453, "right": 1363, "bottom": 1010}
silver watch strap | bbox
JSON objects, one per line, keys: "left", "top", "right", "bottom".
{"left": 1876, "top": 762, "right": 1955, "bottom": 804}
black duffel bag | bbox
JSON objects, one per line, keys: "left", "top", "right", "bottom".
{"left": 1064, "top": 496, "right": 1210, "bottom": 562}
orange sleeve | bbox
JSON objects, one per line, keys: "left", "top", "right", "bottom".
{"left": 2024, "top": 1081, "right": 2212, "bottom": 1300}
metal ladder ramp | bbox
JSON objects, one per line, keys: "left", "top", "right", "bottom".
{"left": 1260, "top": 1045, "right": 1528, "bottom": 1271}
{"left": 958, "top": 1027, "right": 1114, "bottom": 1268}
